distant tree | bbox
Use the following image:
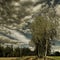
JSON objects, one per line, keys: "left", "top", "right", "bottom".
{"left": 13, "top": 47, "right": 20, "bottom": 57}
{"left": 4, "top": 45, "right": 13, "bottom": 57}
{"left": 54, "top": 51, "right": 60, "bottom": 56}
{"left": 0, "top": 45, "right": 5, "bottom": 57}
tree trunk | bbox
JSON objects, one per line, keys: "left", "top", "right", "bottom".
{"left": 44, "top": 40, "right": 48, "bottom": 60}
{"left": 38, "top": 45, "right": 40, "bottom": 57}
{"left": 37, "top": 45, "right": 41, "bottom": 60}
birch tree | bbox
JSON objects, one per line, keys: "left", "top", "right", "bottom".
{"left": 31, "top": 9, "right": 58, "bottom": 57}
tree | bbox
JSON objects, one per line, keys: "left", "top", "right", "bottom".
{"left": 13, "top": 47, "right": 20, "bottom": 57}
{"left": 53, "top": 51, "right": 60, "bottom": 56}
{"left": 30, "top": 15, "right": 58, "bottom": 60}
{"left": 0, "top": 45, "right": 5, "bottom": 57}
{"left": 4, "top": 45, "right": 13, "bottom": 57}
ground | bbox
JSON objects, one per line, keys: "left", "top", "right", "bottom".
{"left": 0, "top": 56, "right": 60, "bottom": 60}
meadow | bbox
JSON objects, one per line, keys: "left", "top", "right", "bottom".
{"left": 52, "top": 56, "right": 60, "bottom": 60}
{"left": 0, "top": 56, "right": 60, "bottom": 60}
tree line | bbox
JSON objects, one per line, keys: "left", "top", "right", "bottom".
{"left": 0, "top": 44, "right": 51, "bottom": 57}
{"left": 0, "top": 44, "right": 60, "bottom": 57}
{"left": 51, "top": 51, "right": 60, "bottom": 56}
{"left": 0, "top": 45, "right": 37, "bottom": 57}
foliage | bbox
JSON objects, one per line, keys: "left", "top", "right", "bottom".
{"left": 30, "top": 16, "right": 58, "bottom": 58}
{"left": 51, "top": 51, "right": 60, "bottom": 56}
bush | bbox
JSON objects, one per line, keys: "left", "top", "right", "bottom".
{"left": 51, "top": 51, "right": 60, "bottom": 56}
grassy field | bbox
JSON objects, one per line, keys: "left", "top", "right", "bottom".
{"left": 52, "top": 56, "right": 60, "bottom": 60}
{"left": 0, "top": 56, "right": 60, "bottom": 60}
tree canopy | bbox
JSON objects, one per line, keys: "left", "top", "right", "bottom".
{"left": 30, "top": 14, "right": 59, "bottom": 58}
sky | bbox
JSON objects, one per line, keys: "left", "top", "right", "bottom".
{"left": 51, "top": 40, "right": 60, "bottom": 53}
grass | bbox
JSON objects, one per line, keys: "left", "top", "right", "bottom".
{"left": 0, "top": 56, "right": 60, "bottom": 60}
{"left": 52, "top": 56, "right": 60, "bottom": 60}
{"left": 0, "top": 57, "right": 17, "bottom": 60}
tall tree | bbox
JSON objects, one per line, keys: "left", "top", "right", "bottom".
{"left": 30, "top": 13, "right": 58, "bottom": 60}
